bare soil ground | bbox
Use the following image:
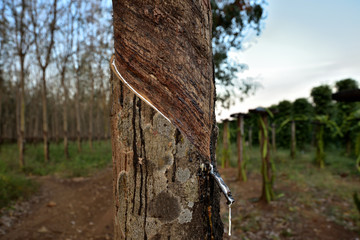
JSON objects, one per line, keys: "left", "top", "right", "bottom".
{"left": 0, "top": 167, "right": 113, "bottom": 240}
{"left": 1, "top": 167, "right": 359, "bottom": 240}
{"left": 220, "top": 168, "right": 360, "bottom": 240}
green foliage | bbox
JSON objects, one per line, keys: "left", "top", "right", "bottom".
{"left": 314, "top": 115, "right": 342, "bottom": 168}
{"left": 310, "top": 85, "right": 333, "bottom": 115}
{"left": 211, "top": 0, "right": 266, "bottom": 107}
{"left": 353, "top": 192, "right": 360, "bottom": 214}
{"left": 274, "top": 100, "right": 293, "bottom": 148}
{"left": 335, "top": 79, "right": 359, "bottom": 155}
{"left": 259, "top": 115, "right": 275, "bottom": 202}
{"left": 293, "top": 98, "right": 314, "bottom": 150}
{"left": 0, "top": 161, "right": 38, "bottom": 209}
{"left": 0, "top": 141, "right": 112, "bottom": 209}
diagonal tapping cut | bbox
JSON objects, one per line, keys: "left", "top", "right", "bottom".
{"left": 111, "top": 55, "right": 171, "bottom": 123}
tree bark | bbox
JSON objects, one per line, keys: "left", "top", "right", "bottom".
{"left": 89, "top": 71, "right": 94, "bottom": 150}
{"left": 290, "top": 120, "right": 296, "bottom": 159}
{"left": 222, "top": 120, "right": 229, "bottom": 168}
{"left": 75, "top": 73, "right": 81, "bottom": 152}
{"left": 41, "top": 69, "right": 49, "bottom": 161}
{"left": 19, "top": 56, "right": 25, "bottom": 167}
{"left": 237, "top": 115, "right": 246, "bottom": 181}
{"left": 61, "top": 71, "right": 69, "bottom": 158}
{"left": 111, "top": 0, "right": 223, "bottom": 239}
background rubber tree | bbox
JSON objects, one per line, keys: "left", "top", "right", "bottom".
{"left": 334, "top": 78, "right": 359, "bottom": 156}
{"left": 278, "top": 115, "right": 309, "bottom": 159}
{"left": 230, "top": 113, "right": 248, "bottom": 181}
{"left": 111, "top": 1, "right": 226, "bottom": 239}
{"left": 250, "top": 107, "right": 275, "bottom": 203}
{"left": 221, "top": 119, "right": 231, "bottom": 168}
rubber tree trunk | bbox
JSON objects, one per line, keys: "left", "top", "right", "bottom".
{"left": 75, "top": 74, "right": 81, "bottom": 152}
{"left": 237, "top": 115, "right": 246, "bottom": 181}
{"left": 111, "top": 1, "right": 223, "bottom": 239}
{"left": 271, "top": 123, "right": 276, "bottom": 155}
{"left": 290, "top": 120, "right": 296, "bottom": 159}
{"left": 41, "top": 69, "right": 50, "bottom": 162}
{"left": 259, "top": 114, "right": 274, "bottom": 203}
{"left": 0, "top": 79, "right": 2, "bottom": 151}
{"left": 89, "top": 71, "right": 94, "bottom": 150}
{"left": 61, "top": 71, "right": 69, "bottom": 158}
{"left": 222, "top": 120, "right": 230, "bottom": 168}
{"left": 19, "top": 56, "right": 26, "bottom": 167}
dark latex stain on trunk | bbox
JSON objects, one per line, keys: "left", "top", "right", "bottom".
{"left": 119, "top": 81, "right": 124, "bottom": 108}
{"left": 172, "top": 129, "right": 181, "bottom": 182}
{"left": 138, "top": 99, "right": 148, "bottom": 240}
{"left": 132, "top": 95, "right": 138, "bottom": 213}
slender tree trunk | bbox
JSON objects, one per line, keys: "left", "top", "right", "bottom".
{"left": 61, "top": 72, "right": 69, "bottom": 158}
{"left": 89, "top": 72, "right": 94, "bottom": 150}
{"left": 237, "top": 115, "right": 246, "bottom": 181}
{"left": 260, "top": 114, "right": 274, "bottom": 203}
{"left": 75, "top": 74, "right": 81, "bottom": 152}
{"left": 96, "top": 102, "right": 100, "bottom": 142}
{"left": 55, "top": 91, "right": 60, "bottom": 144}
{"left": 111, "top": 1, "right": 223, "bottom": 239}
{"left": 19, "top": 57, "right": 25, "bottom": 167}
{"left": 222, "top": 120, "right": 229, "bottom": 168}
{"left": 102, "top": 85, "right": 108, "bottom": 139}
{"left": 271, "top": 123, "right": 276, "bottom": 155}
{"left": 41, "top": 69, "right": 49, "bottom": 162}
{"left": 33, "top": 107, "right": 40, "bottom": 141}
{"left": 0, "top": 82, "right": 2, "bottom": 151}
{"left": 290, "top": 120, "right": 296, "bottom": 159}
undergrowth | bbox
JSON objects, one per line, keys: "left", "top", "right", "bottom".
{"left": 0, "top": 140, "right": 112, "bottom": 209}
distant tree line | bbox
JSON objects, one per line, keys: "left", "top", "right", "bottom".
{"left": 0, "top": 0, "right": 113, "bottom": 165}
{"left": 221, "top": 78, "right": 359, "bottom": 161}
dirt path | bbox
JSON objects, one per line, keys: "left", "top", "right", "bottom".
{"left": 220, "top": 168, "right": 359, "bottom": 240}
{"left": 0, "top": 167, "right": 113, "bottom": 240}
{"left": 1, "top": 167, "right": 359, "bottom": 240}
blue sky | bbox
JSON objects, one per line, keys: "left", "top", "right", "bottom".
{"left": 219, "top": 0, "right": 360, "bottom": 119}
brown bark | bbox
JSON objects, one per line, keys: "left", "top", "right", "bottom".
{"left": 32, "top": 0, "right": 58, "bottom": 161}
{"left": 89, "top": 70, "right": 94, "bottom": 150}
{"left": 291, "top": 120, "right": 296, "bottom": 159}
{"left": 112, "top": 0, "right": 215, "bottom": 159}
{"left": 75, "top": 73, "right": 81, "bottom": 152}
{"left": 19, "top": 56, "right": 25, "bottom": 167}
{"left": 41, "top": 69, "right": 49, "bottom": 161}
{"left": 61, "top": 70, "right": 69, "bottom": 158}
{"left": 237, "top": 115, "right": 245, "bottom": 180}
{"left": 111, "top": 0, "right": 223, "bottom": 239}
{"left": 222, "top": 120, "right": 229, "bottom": 168}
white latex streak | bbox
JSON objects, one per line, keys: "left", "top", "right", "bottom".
{"left": 112, "top": 58, "right": 171, "bottom": 123}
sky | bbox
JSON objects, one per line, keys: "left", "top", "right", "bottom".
{"left": 218, "top": 0, "right": 360, "bottom": 119}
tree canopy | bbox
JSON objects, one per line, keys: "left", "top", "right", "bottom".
{"left": 211, "top": 0, "right": 266, "bottom": 107}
